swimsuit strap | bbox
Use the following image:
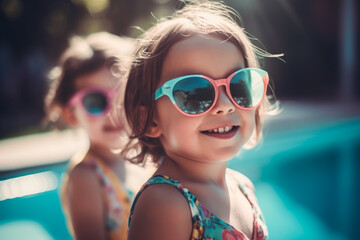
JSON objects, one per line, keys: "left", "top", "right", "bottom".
{"left": 228, "top": 170, "right": 268, "bottom": 240}
{"left": 88, "top": 157, "right": 132, "bottom": 240}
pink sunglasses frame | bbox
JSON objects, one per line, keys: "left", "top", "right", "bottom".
{"left": 68, "top": 87, "right": 117, "bottom": 117}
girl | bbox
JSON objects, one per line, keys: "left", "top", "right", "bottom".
{"left": 122, "top": 1, "right": 272, "bottom": 240}
{"left": 44, "top": 32, "right": 152, "bottom": 240}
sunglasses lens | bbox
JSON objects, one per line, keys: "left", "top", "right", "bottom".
{"left": 230, "top": 69, "right": 265, "bottom": 108}
{"left": 82, "top": 92, "right": 108, "bottom": 115}
{"left": 173, "top": 76, "right": 215, "bottom": 114}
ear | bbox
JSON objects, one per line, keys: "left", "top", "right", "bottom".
{"left": 138, "top": 106, "right": 162, "bottom": 138}
{"left": 145, "top": 119, "right": 162, "bottom": 138}
{"left": 61, "top": 106, "right": 79, "bottom": 127}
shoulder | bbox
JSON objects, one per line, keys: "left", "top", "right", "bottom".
{"left": 227, "top": 168, "right": 255, "bottom": 191}
{"left": 63, "top": 158, "right": 107, "bottom": 239}
{"left": 128, "top": 183, "right": 193, "bottom": 240}
{"left": 65, "top": 159, "right": 102, "bottom": 202}
{"left": 68, "top": 158, "right": 98, "bottom": 183}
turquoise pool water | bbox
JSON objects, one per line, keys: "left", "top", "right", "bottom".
{"left": 229, "top": 116, "right": 360, "bottom": 240}
{"left": 0, "top": 163, "right": 72, "bottom": 240}
{"left": 0, "top": 109, "right": 359, "bottom": 239}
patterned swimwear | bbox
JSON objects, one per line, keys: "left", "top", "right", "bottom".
{"left": 128, "top": 170, "right": 268, "bottom": 240}
{"left": 63, "top": 153, "right": 133, "bottom": 240}
{"left": 92, "top": 158, "right": 133, "bottom": 240}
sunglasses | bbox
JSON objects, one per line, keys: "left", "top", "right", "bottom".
{"left": 68, "top": 87, "right": 116, "bottom": 117}
{"left": 154, "top": 68, "right": 269, "bottom": 116}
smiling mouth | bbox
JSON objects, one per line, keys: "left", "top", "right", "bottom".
{"left": 204, "top": 125, "right": 238, "bottom": 133}
{"left": 200, "top": 125, "right": 239, "bottom": 138}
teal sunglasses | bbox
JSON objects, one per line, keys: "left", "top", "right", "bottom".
{"left": 154, "top": 68, "right": 269, "bottom": 116}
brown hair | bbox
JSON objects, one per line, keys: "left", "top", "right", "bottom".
{"left": 44, "top": 32, "right": 135, "bottom": 128}
{"left": 122, "top": 1, "right": 277, "bottom": 165}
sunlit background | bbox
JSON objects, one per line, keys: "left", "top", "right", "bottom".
{"left": 0, "top": 0, "right": 359, "bottom": 239}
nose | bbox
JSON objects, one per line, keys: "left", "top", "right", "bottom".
{"left": 211, "top": 86, "right": 235, "bottom": 115}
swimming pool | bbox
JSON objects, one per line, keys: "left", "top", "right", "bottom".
{"left": 0, "top": 102, "right": 359, "bottom": 240}
{"left": 0, "top": 130, "right": 85, "bottom": 240}
{"left": 0, "top": 163, "right": 72, "bottom": 240}
{"left": 229, "top": 102, "right": 360, "bottom": 240}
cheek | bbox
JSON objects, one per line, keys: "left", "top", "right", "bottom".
{"left": 240, "top": 110, "right": 255, "bottom": 133}
{"left": 157, "top": 115, "right": 184, "bottom": 149}
{"left": 166, "top": 121, "right": 191, "bottom": 146}
{"left": 74, "top": 107, "right": 102, "bottom": 131}
{"left": 241, "top": 110, "right": 256, "bottom": 140}
{"left": 156, "top": 104, "right": 197, "bottom": 150}
{"left": 249, "top": 111, "right": 256, "bottom": 130}
{"left": 160, "top": 121, "right": 200, "bottom": 158}
{"left": 73, "top": 106, "right": 88, "bottom": 125}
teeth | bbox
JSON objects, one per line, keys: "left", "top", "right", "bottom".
{"left": 208, "top": 126, "right": 233, "bottom": 133}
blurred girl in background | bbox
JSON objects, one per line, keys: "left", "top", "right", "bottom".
{"left": 44, "top": 32, "right": 152, "bottom": 240}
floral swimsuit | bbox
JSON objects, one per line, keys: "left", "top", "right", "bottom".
{"left": 91, "top": 158, "right": 133, "bottom": 240}
{"left": 63, "top": 154, "right": 133, "bottom": 240}
{"left": 128, "top": 170, "right": 268, "bottom": 240}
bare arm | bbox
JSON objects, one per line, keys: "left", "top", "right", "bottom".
{"left": 66, "top": 166, "right": 106, "bottom": 240}
{"left": 128, "top": 184, "right": 193, "bottom": 240}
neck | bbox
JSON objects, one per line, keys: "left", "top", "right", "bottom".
{"left": 157, "top": 154, "right": 228, "bottom": 187}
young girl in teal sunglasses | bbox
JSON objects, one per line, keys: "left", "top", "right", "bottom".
{"left": 122, "top": 1, "right": 276, "bottom": 239}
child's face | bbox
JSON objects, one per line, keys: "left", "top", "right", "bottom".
{"left": 66, "top": 67, "right": 127, "bottom": 150}
{"left": 152, "top": 34, "right": 256, "bottom": 163}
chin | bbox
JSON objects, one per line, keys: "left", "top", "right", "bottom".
{"left": 216, "top": 147, "right": 242, "bottom": 161}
